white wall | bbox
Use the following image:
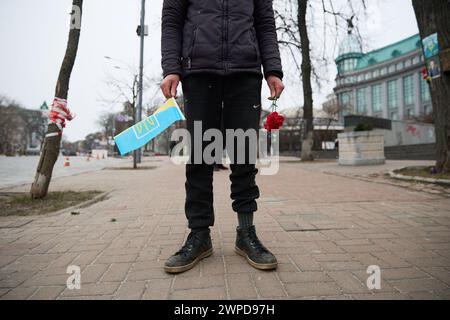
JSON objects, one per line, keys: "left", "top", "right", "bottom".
{"left": 376, "top": 121, "right": 435, "bottom": 147}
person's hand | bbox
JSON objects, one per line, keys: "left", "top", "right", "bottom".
{"left": 266, "top": 75, "right": 284, "bottom": 100}
{"left": 160, "top": 74, "right": 180, "bottom": 99}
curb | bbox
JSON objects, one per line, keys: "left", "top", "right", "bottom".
{"left": 388, "top": 170, "right": 450, "bottom": 187}
{"left": 45, "top": 190, "right": 112, "bottom": 218}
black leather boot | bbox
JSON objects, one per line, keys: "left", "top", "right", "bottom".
{"left": 235, "top": 226, "right": 277, "bottom": 270}
{"left": 164, "top": 229, "right": 213, "bottom": 274}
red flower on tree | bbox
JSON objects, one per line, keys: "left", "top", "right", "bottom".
{"left": 422, "top": 66, "right": 431, "bottom": 83}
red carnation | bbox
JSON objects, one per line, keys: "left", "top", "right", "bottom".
{"left": 264, "top": 111, "right": 285, "bottom": 132}
{"left": 422, "top": 67, "right": 428, "bottom": 80}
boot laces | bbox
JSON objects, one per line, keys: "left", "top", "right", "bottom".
{"left": 248, "top": 228, "right": 269, "bottom": 254}
{"left": 176, "top": 232, "right": 199, "bottom": 257}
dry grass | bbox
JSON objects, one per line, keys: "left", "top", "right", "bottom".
{"left": 0, "top": 191, "right": 103, "bottom": 217}
{"left": 395, "top": 166, "right": 450, "bottom": 180}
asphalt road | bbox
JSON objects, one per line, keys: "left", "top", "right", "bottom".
{"left": 0, "top": 155, "right": 122, "bottom": 189}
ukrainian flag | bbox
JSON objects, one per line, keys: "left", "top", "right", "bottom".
{"left": 114, "top": 98, "right": 185, "bottom": 155}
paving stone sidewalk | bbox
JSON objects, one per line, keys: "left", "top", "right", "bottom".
{"left": 0, "top": 157, "right": 449, "bottom": 300}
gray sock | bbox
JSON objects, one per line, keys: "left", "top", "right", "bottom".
{"left": 238, "top": 212, "right": 254, "bottom": 229}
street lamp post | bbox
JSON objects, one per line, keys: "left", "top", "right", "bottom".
{"left": 104, "top": 0, "right": 146, "bottom": 169}
{"left": 135, "top": 0, "right": 146, "bottom": 165}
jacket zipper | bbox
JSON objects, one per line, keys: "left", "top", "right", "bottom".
{"left": 188, "top": 27, "right": 197, "bottom": 69}
{"left": 251, "top": 28, "right": 260, "bottom": 62}
{"left": 221, "top": 1, "right": 225, "bottom": 72}
{"left": 224, "top": 0, "right": 229, "bottom": 73}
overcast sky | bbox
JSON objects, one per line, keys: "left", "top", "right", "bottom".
{"left": 0, "top": 0, "right": 419, "bottom": 142}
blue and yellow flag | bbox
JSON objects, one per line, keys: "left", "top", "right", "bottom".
{"left": 114, "top": 98, "right": 185, "bottom": 155}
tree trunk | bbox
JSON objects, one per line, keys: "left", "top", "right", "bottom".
{"left": 298, "top": 0, "right": 314, "bottom": 161}
{"left": 30, "top": 0, "right": 83, "bottom": 198}
{"left": 412, "top": 0, "right": 450, "bottom": 173}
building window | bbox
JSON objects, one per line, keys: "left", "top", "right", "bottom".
{"left": 387, "top": 80, "right": 398, "bottom": 109}
{"left": 340, "top": 92, "right": 350, "bottom": 105}
{"left": 424, "top": 105, "right": 431, "bottom": 115}
{"left": 403, "top": 75, "right": 415, "bottom": 106}
{"left": 357, "top": 74, "right": 364, "bottom": 82}
{"left": 420, "top": 75, "right": 431, "bottom": 102}
{"left": 340, "top": 58, "right": 358, "bottom": 73}
{"left": 372, "top": 69, "right": 380, "bottom": 78}
{"left": 338, "top": 62, "right": 343, "bottom": 74}
{"left": 413, "top": 56, "right": 420, "bottom": 65}
{"left": 344, "top": 60, "right": 349, "bottom": 72}
{"left": 339, "top": 92, "right": 352, "bottom": 114}
{"left": 388, "top": 64, "right": 396, "bottom": 73}
{"left": 365, "top": 73, "right": 372, "bottom": 81}
{"left": 372, "top": 84, "right": 382, "bottom": 113}
{"left": 356, "top": 88, "right": 367, "bottom": 114}
{"left": 396, "top": 62, "right": 404, "bottom": 71}
{"left": 405, "top": 59, "right": 411, "bottom": 68}
{"left": 380, "top": 67, "right": 387, "bottom": 76}
{"left": 344, "top": 93, "right": 350, "bottom": 104}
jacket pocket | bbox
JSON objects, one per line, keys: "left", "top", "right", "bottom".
{"left": 187, "top": 27, "right": 198, "bottom": 68}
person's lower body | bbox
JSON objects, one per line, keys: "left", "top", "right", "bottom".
{"left": 164, "top": 73, "right": 277, "bottom": 274}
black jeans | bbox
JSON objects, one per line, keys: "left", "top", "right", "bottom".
{"left": 182, "top": 73, "right": 262, "bottom": 230}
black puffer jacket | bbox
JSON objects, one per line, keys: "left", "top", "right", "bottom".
{"left": 161, "top": 0, "right": 283, "bottom": 79}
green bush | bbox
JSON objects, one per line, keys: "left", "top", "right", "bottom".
{"left": 354, "top": 123, "right": 374, "bottom": 132}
